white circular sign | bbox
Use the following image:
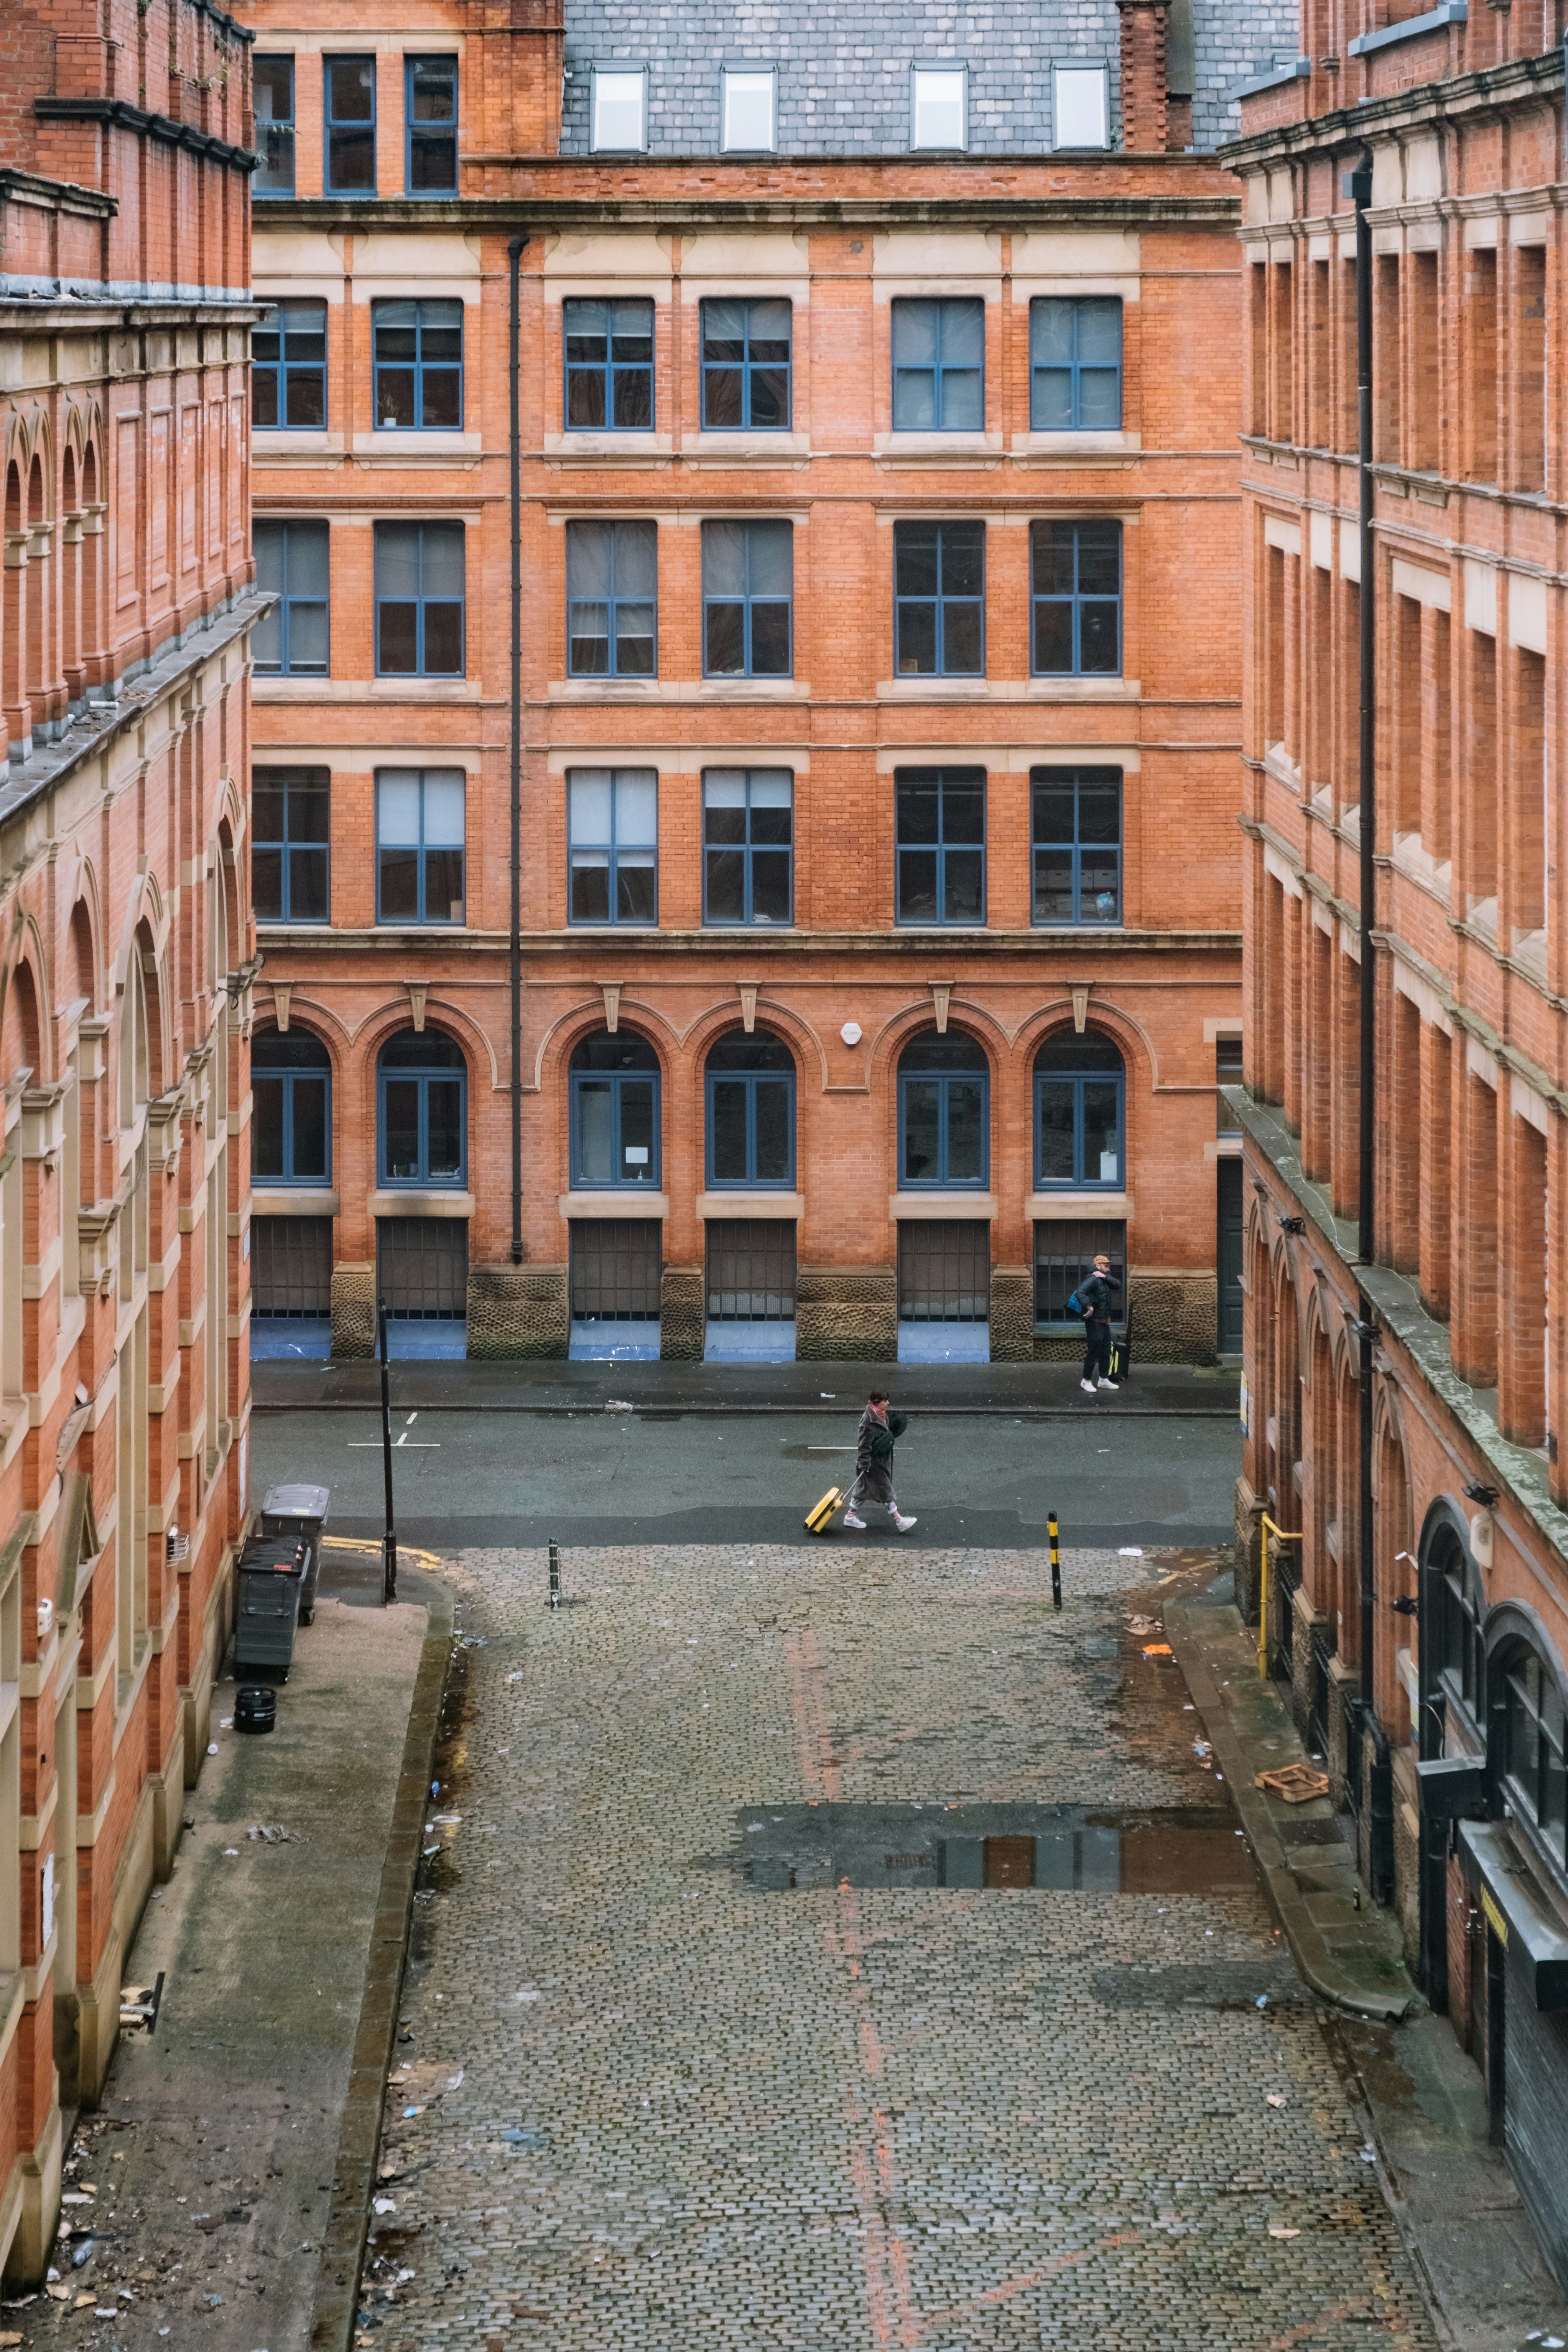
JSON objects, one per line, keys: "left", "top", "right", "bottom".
{"left": 840, "top": 1021, "right": 863, "bottom": 1046}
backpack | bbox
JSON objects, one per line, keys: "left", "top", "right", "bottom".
{"left": 1066, "top": 1287, "right": 1085, "bottom": 1318}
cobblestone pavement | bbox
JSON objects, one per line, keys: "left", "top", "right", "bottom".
{"left": 365, "top": 1545, "right": 1440, "bottom": 2351}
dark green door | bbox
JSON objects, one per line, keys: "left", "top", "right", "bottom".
{"left": 1217, "top": 1159, "right": 1244, "bottom": 1354}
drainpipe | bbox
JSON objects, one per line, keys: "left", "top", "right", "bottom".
{"left": 1341, "top": 154, "right": 1377, "bottom": 1717}
{"left": 508, "top": 236, "right": 525, "bottom": 1266}
{"left": 1346, "top": 150, "right": 1392, "bottom": 1896}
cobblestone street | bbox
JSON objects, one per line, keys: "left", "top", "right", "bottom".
{"left": 366, "top": 1544, "right": 1440, "bottom": 2351}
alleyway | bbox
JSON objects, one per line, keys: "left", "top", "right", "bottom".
{"left": 364, "top": 1542, "right": 1439, "bottom": 2350}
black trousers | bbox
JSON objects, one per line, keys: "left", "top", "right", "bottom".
{"left": 1083, "top": 1319, "right": 1113, "bottom": 1383}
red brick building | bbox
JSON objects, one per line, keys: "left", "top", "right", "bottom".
{"left": 0, "top": 0, "right": 260, "bottom": 2279}
{"left": 244, "top": 2, "right": 1271, "bottom": 1369}
{"left": 1231, "top": 2, "right": 1568, "bottom": 2281}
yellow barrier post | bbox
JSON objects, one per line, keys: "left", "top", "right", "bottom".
{"left": 1257, "top": 1514, "right": 1302, "bottom": 1679}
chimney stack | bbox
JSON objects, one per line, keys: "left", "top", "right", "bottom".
{"left": 1117, "top": 0, "right": 1171, "bottom": 153}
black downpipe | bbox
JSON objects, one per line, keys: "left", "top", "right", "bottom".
{"left": 1349, "top": 153, "right": 1377, "bottom": 1725}
{"left": 508, "top": 236, "right": 525, "bottom": 1265}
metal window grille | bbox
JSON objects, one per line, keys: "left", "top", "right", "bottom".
{"left": 706, "top": 1220, "right": 796, "bottom": 1321}
{"left": 252, "top": 1217, "right": 333, "bottom": 1317}
{"left": 569, "top": 1220, "right": 662, "bottom": 1321}
{"left": 377, "top": 1217, "right": 467, "bottom": 1319}
{"left": 898, "top": 1220, "right": 990, "bottom": 1324}
{"left": 1032, "top": 1218, "right": 1126, "bottom": 1326}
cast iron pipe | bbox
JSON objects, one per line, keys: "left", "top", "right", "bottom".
{"left": 508, "top": 235, "right": 526, "bottom": 1266}
{"left": 1349, "top": 149, "right": 1377, "bottom": 1722}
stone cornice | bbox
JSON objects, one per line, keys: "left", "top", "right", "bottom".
{"left": 33, "top": 96, "right": 260, "bottom": 175}
{"left": 1222, "top": 44, "right": 1565, "bottom": 172}
{"left": 0, "top": 167, "right": 116, "bottom": 219}
{"left": 257, "top": 189, "right": 1241, "bottom": 233}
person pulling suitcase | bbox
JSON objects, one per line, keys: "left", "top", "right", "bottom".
{"left": 842, "top": 1390, "right": 917, "bottom": 1532}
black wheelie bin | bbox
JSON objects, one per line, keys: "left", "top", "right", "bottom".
{"left": 234, "top": 1533, "right": 306, "bottom": 1679}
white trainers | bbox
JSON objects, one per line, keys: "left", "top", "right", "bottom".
{"left": 1097, "top": 1378, "right": 1118, "bottom": 1391}
{"left": 893, "top": 1513, "right": 918, "bottom": 1533}
{"left": 1080, "top": 1379, "right": 1097, "bottom": 1394}
{"left": 842, "top": 1510, "right": 867, "bottom": 1530}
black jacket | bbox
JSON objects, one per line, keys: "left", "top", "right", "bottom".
{"left": 1078, "top": 1270, "right": 1120, "bottom": 1324}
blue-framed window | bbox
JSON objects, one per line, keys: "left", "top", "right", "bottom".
{"left": 896, "top": 770, "right": 985, "bottom": 925}
{"left": 1030, "top": 519, "right": 1122, "bottom": 676}
{"left": 894, "top": 520, "right": 983, "bottom": 675}
{"left": 892, "top": 298, "right": 984, "bottom": 432}
{"left": 566, "top": 520, "right": 656, "bottom": 676}
{"left": 252, "top": 521, "right": 329, "bottom": 678}
{"left": 1035, "top": 1028, "right": 1125, "bottom": 1188}
{"left": 568, "top": 768, "right": 657, "bottom": 924}
{"left": 406, "top": 56, "right": 458, "bottom": 194}
{"left": 252, "top": 300, "right": 326, "bottom": 430}
{"left": 898, "top": 1031, "right": 989, "bottom": 1188}
{"left": 706, "top": 1030, "right": 795, "bottom": 1187}
{"left": 701, "top": 298, "right": 791, "bottom": 430}
{"left": 378, "top": 1029, "right": 466, "bottom": 1187}
{"left": 376, "top": 769, "right": 465, "bottom": 925}
{"left": 253, "top": 56, "right": 295, "bottom": 196}
{"left": 563, "top": 299, "right": 654, "bottom": 430}
{"left": 702, "top": 520, "right": 791, "bottom": 676}
{"left": 373, "top": 299, "right": 462, "bottom": 430}
{"left": 253, "top": 1028, "right": 331, "bottom": 1186}
{"left": 703, "top": 769, "right": 793, "bottom": 926}
{"left": 374, "top": 520, "right": 464, "bottom": 676}
{"left": 253, "top": 766, "right": 329, "bottom": 923}
{"left": 569, "top": 1031, "right": 660, "bottom": 1187}
{"left": 1031, "top": 766, "right": 1121, "bottom": 925}
{"left": 324, "top": 55, "right": 376, "bottom": 195}
{"left": 1030, "top": 297, "right": 1122, "bottom": 431}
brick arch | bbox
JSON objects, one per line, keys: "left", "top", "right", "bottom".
{"left": 352, "top": 998, "right": 499, "bottom": 1093}
{"left": 1015, "top": 997, "right": 1158, "bottom": 1092}
{"left": 683, "top": 997, "right": 829, "bottom": 1094}
{"left": 865, "top": 1000, "right": 1003, "bottom": 1089}
{"left": 533, "top": 997, "right": 673, "bottom": 1097}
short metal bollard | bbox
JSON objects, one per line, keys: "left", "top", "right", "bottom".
{"left": 1048, "top": 1513, "right": 1062, "bottom": 1610}
{"left": 548, "top": 1540, "right": 561, "bottom": 1611}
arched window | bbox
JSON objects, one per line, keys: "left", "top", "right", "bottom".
{"left": 1034, "top": 1028, "right": 1125, "bottom": 1189}
{"left": 377, "top": 1028, "right": 466, "bottom": 1187}
{"left": 1423, "top": 1518, "right": 1484, "bottom": 1737}
{"left": 569, "top": 1030, "right": 660, "bottom": 1188}
{"left": 706, "top": 1029, "right": 794, "bottom": 1188}
{"left": 897, "top": 1031, "right": 988, "bottom": 1189}
{"left": 1493, "top": 1632, "right": 1567, "bottom": 1878}
{"left": 253, "top": 1028, "right": 331, "bottom": 1185}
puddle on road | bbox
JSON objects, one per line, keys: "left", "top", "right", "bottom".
{"left": 726, "top": 1802, "right": 1264, "bottom": 1896}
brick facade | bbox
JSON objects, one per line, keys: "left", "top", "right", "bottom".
{"left": 1232, "top": 0, "right": 1568, "bottom": 2243}
{"left": 247, "top": 1, "right": 1252, "bottom": 1372}
{"left": 0, "top": 0, "right": 260, "bottom": 2281}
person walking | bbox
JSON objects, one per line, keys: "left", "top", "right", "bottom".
{"left": 842, "top": 1390, "right": 918, "bottom": 1531}
{"left": 1076, "top": 1253, "right": 1122, "bottom": 1395}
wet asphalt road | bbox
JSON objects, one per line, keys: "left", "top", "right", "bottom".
{"left": 248, "top": 1405, "right": 1242, "bottom": 1553}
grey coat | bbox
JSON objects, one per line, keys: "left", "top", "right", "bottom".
{"left": 852, "top": 1406, "right": 908, "bottom": 1506}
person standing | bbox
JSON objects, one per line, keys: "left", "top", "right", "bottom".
{"left": 1076, "top": 1253, "right": 1121, "bottom": 1395}
{"left": 842, "top": 1390, "right": 918, "bottom": 1531}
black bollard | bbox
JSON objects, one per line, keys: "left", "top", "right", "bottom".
{"left": 1048, "top": 1513, "right": 1061, "bottom": 1610}
{"left": 548, "top": 1540, "right": 561, "bottom": 1610}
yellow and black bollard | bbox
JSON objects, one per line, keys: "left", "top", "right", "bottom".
{"left": 1048, "top": 1513, "right": 1061, "bottom": 1610}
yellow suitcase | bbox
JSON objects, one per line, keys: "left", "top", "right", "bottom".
{"left": 805, "top": 1485, "right": 845, "bottom": 1535}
